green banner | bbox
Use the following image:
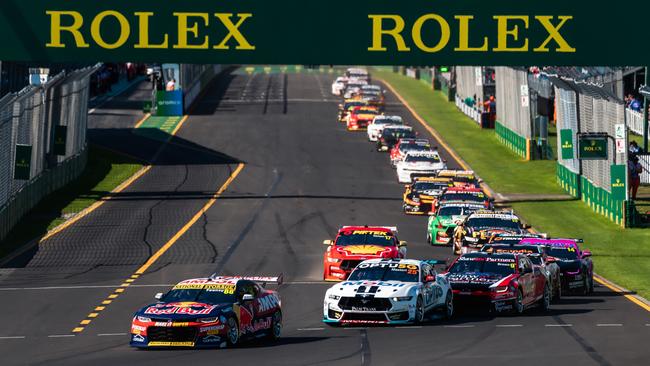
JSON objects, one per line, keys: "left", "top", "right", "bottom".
{"left": 610, "top": 164, "right": 626, "bottom": 201}
{"left": 155, "top": 90, "right": 183, "bottom": 116}
{"left": 53, "top": 125, "right": 67, "bottom": 156}
{"left": 14, "top": 144, "right": 32, "bottom": 180}
{"left": 560, "top": 129, "right": 574, "bottom": 160}
{"left": 578, "top": 135, "right": 608, "bottom": 160}
{"left": 0, "top": 1, "right": 649, "bottom": 65}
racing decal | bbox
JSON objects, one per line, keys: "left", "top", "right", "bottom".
{"left": 341, "top": 245, "right": 387, "bottom": 255}
{"left": 202, "top": 335, "right": 221, "bottom": 343}
{"left": 357, "top": 262, "right": 418, "bottom": 270}
{"left": 144, "top": 302, "right": 218, "bottom": 315}
{"left": 341, "top": 280, "right": 407, "bottom": 287}
{"left": 148, "top": 342, "right": 195, "bottom": 347}
{"left": 257, "top": 294, "right": 280, "bottom": 313}
{"left": 132, "top": 334, "right": 145, "bottom": 343}
{"left": 447, "top": 273, "right": 502, "bottom": 284}
{"left": 201, "top": 325, "right": 225, "bottom": 335}
{"left": 244, "top": 317, "right": 272, "bottom": 333}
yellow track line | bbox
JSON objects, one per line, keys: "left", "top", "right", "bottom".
{"left": 594, "top": 276, "right": 650, "bottom": 312}
{"left": 72, "top": 163, "right": 245, "bottom": 333}
{"left": 133, "top": 113, "right": 151, "bottom": 129}
{"left": 378, "top": 77, "right": 494, "bottom": 199}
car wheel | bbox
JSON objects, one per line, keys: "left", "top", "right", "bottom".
{"left": 587, "top": 274, "right": 594, "bottom": 294}
{"left": 226, "top": 317, "right": 239, "bottom": 347}
{"left": 582, "top": 276, "right": 589, "bottom": 296}
{"left": 414, "top": 297, "right": 425, "bottom": 324}
{"left": 553, "top": 278, "right": 562, "bottom": 303}
{"left": 539, "top": 284, "right": 551, "bottom": 312}
{"left": 267, "top": 311, "right": 282, "bottom": 341}
{"left": 512, "top": 290, "right": 524, "bottom": 315}
{"left": 443, "top": 292, "right": 454, "bottom": 319}
{"left": 426, "top": 233, "right": 433, "bottom": 246}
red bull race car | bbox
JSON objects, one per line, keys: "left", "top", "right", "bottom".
{"left": 130, "top": 275, "right": 282, "bottom": 348}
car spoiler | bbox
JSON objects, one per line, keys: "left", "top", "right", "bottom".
{"left": 340, "top": 226, "right": 398, "bottom": 234}
{"left": 209, "top": 274, "right": 283, "bottom": 287}
{"left": 423, "top": 259, "right": 448, "bottom": 267}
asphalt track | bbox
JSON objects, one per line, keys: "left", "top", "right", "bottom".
{"left": 0, "top": 69, "right": 648, "bottom": 365}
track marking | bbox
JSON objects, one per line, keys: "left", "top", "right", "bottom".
{"left": 297, "top": 328, "right": 324, "bottom": 331}
{"left": 71, "top": 163, "right": 245, "bottom": 333}
{"left": 396, "top": 326, "right": 422, "bottom": 329}
{"left": 594, "top": 275, "right": 650, "bottom": 313}
{"left": 377, "top": 77, "right": 493, "bottom": 199}
{"left": 48, "top": 334, "right": 75, "bottom": 338}
{"left": 444, "top": 325, "right": 475, "bottom": 328}
{"left": 545, "top": 324, "right": 573, "bottom": 327}
{"left": 343, "top": 327, "right": 368, "bottom": 330}
{"left": 97, "top": 333, "right": 127, "bottom": 337}
{"left": 0, "top": 336, "right": 26, "bottom": 339}
{"left": 133, "top": 113, "right": 151, "bottom": 129}
{"left": 596, "top": 324, "right": 623, "bottom": 327}
{"left": 495, "top": 324, "right": 523, "bottom": 328}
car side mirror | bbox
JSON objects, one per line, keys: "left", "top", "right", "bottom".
{"left": 582, "top": 250, "right": 592, "bottom": 257}
{"left": 424, "top": 275, "right": 435, "bottom": 283}
{"left": 323, "top": 239, "right": 333, "bottom": 246}
{"left": 399, "top": 241, "right": 408, "bottom": 247}
{"left": 522, "top": 224, "right": 531, "bottom": 229}
{"left": 241, "top": 294, "right": 255, "bottom": 302}
{"left": 523, "top": 267, "right": 533, "bottom": 274}
{"left": 154, "top": 293, "right": 163, "bottom": 300}
{"left": 545, "top": 257, "right": 556, "bottom": 263}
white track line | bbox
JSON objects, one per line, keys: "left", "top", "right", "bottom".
{"left": 545, "top": 324, "right": 573, "bottom": 327}
{"left": 297, "top": 328, "right": 324, "bottom": 331}
{"left": 444, "top": 325, "right": 476, "bottom": 328}
{"left": 48, "top": 334, "right": 75, "bottom": 338}
{"left": 396, "top": 326, "right": 422, "bottom": 329}
{"left": 495, "top": 324, "right": 523, "bottom": 328}
{"left": 97, "top": 333, "right": 127, "bottom": 337}
{"left": 343, "top": 327, "right": 368, "bottom": 330}
{"left": 0, "top": 336, "right": 26, "bottom": 339}
{"left": 596, "top": 323, "right": 623, "bottom": 327}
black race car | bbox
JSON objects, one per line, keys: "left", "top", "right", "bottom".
{"left": 376, "top": 126, "right": 416, "bottom": 152}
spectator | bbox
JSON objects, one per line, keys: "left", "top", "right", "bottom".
{"left": 630, "top": 141, "right": 642, "bottom": 155}
{"left": 488, "top": 95, "right": 496, "bottom": 114}
{"left": 628, "top": 155, "right": 643, "bottom": 200}
{"left": 165, "top": 78, "right": 176, "bottom": 91}
{"left": 630, "top": 96, "right": 642, "bottom": 112}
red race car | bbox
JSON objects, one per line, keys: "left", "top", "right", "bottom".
{"left": 347, "top": 106, "right": 380, "bottom": 131}
{"left": 445, "top": 252, "right": 551, "bottom": 314}
{"left": 433, "top": 186, "right": 491, "bottom": 210}
{"left": 389, "top": 138, "right": 432, "bottom": 167}
{"left": 322, "top": 226, "right": 407, "bottom": 281}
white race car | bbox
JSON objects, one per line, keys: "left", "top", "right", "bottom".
{"left": 323, "top": 258, "right": 453, "bottom": 325}
{"left": 346, "top": 68, "right": 370, "bottom": 83}
{"left": 367, "top": 115, "right": 403, "bottom": 142}
{"left": 331, "top": 77, "right": 348, "bottom": 96}
{"left": 396, "top": 150, "right": 447, "bottom": 184}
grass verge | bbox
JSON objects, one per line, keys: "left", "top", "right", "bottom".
{"left": 0, "top": 145, "right": 143, "bottom": 260}
{"left": 377, "top": 69, "right": 650, "bottom": 301}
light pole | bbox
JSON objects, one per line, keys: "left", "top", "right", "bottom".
{"left": 641, "top": 67, "right": 649, "bottom": 152}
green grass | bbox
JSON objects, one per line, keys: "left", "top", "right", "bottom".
{"left": 0, "top": 146, "right": 142, "bottom": 260}
{"left": 512, "top": 201, "right": 650, "bottom": 300}
{"left": 377, "top": 69, "right": 650, "bottom": 300}
{"left": 375, "top": 70, "right": 564, "bottom": 195}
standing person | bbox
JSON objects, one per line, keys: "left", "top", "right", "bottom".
{"left": 630, "top": 141, "right": 641, "bottom": 155}
{"left": 628, "top": 155, "right": 643, "bottom": 200}
{"left": 165, "top": 78, "right": 176, "bottom": 91}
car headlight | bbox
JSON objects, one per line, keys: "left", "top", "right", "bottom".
{"left": 198, "top": 317, "right": 219, "bottom": 323}
{"left": 492, "top": 286, "right": 509, "bottom": 293}
{"left": 392, "top": 296, "right": 413, "bottom": 302}
{"left": 411, "top": 197, "right": 420, "bottom": 203}
{"left": 327, "top": 258, "right": 340, "bottom": 263}
{"left": 328, "top": 294, "right": 341, "bottom": 300}
{"left": 136, "top": 316, "right": 151, "bottom": 323}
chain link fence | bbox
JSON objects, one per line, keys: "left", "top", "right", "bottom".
{"left": 0, "top": 65, "right": 98, "bottom": 242}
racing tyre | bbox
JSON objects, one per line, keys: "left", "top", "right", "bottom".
{"left": 581, "top": 276, "right": 589, "bottom": 296}
{"left": 266, "top": 311, "right": 282, "bottom": 341}
{"left": 443, "top": 292, "right": 454, "bottom": 319}
{"left": 587, "top": 274, "right": 594, "bottom": 294}
{"left": 226, "top": 317, "right": 240, "bottom": 347}
{"left": 426, "top": 233, "right": 433, "bottom": 246}
{"left": 512, "top": 290, "right": 524, "bottom": 315}
{"left": 553, "top": 279, "right": 562, "bottom": 303}
{"left": 539, "top": 284, "right": 551, "bottom": 312}
{"left": 414, "top": 296, "right": 425, "bottom": 324}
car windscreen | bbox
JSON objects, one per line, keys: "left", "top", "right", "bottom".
{"left": 348, "top": 264, "right": 419, "bottom": 282}
{"left": 375, "top": 118, "right": 402, "bottom": 125}
{"left": 383, "top": 129, "right": 416, "bottom": 140}
{"left": 354, "top": 109, "right": 378, "bottom": 115}
{"left": 467, "top": 217, "right": 521, "bottom": 230}
{"left": 546, "top": 246, "right": 579, "bottom": 260}
{"left": 440, "top": 192, "right": 485, "bottom": 202}
{"left": 413, "top": 182, "right": 447, "bottom": 192}
{"left": 438, "top": 206, "right": 464, "bottom": 216}
{"left": 335, "top": 230, "right": 395, "bottom": 246}
{"left": 161, "top": 287, "right": 236, "bottom": 304}
{"left": 404, "top": 155, "right": 439, "bottom": 163}
{"left": 448, "top": 258, "right": 516, "bottom": 276}
{"left": 400, "top": 144, "right": 430, "bottom": 153}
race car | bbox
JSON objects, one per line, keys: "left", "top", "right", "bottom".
{"left": 130, "top": 275, "right": 282, "bottom": 348}
{"left": 402, "top": 177, "right": 453, "bottom": 215}
{"left": 347, "top": 106, "right": 380, "bottom": 131}
{"left": 323, "top": 259, "right": 453, "bottom": 325}
{"left": 323, "top": 226, "right": 407, "bottom": 281}
{"left": 427, "top": 203, "right": 485, "bottom": 246}
{"left": 338, "top": 100, "right": 369, "bottom": 123}
{"left": 445, "top": 252, "right": 551, "bottom": 314}
{"left": 345, "top": 68, "right": 370, "bottom": 83}
{"left": 367, "top": 115, "right": 403, "bottom": 141}
{"left": 389, "top": 139, "right": 432, "bottom": 167}
{"left": 376, "top": 125, "right": 416, "bottom": 152}
{"left": 437, "top": 170, "right": 481, "bottom": 188}
{"left": 456, "top": 210, "right": 529, "bottom": 254}
{"left": 433, "top": 186, "right": 491, "bottom": 210}
{"left": 520, "top": 238, "right": 594, "bottom": 295}
{"left": 396, "top": 150, "right": 447, "bottom": 184}
{"left": 343, "top": 81, "right": 368, "bottom": 99}
{"left": 481, "top": 243, "right": 562, "bottom": 301}
{"left": 331, "top": 76, "right": 348, "bottom": 96}
{"left": 487, "top": 233, "right": 548, "bottom": 245}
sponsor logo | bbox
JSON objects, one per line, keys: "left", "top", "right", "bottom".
{"left": 257, "top": 294, "right": 280, "bottom": 313}
{"left": 202, "top": 335, "right": 221, "bottom": 343}
{"left": 131, "top": 325, "right": 146, "bottom": 333}
{"left": 144, "top": 303, "right": 218, "bottom": 316}
{"left": 132, "top": 334, "right": 145, "bottom": 343}
{"left": 342, "top": 245, "right": 387, "bottom": 255}
{"left": 148, "top": 341, "right": 195, "bottom": 347}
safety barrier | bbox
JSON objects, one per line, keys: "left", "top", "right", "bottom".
{"left": 626, "top": 108, "right": 648, "bottom": 136}
{"left": 556, "top": 162, "right": 580, "bottom": 198}
{"left": 581, "top": 176, "right": 625, "bottom": 226}
{"left": 495, "top": 121, "right": 529, "bottom": 159}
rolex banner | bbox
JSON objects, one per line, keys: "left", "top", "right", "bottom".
{"left": 1, "top": 0, "right": 650, "bottom": 65}
{"left": 14, "top": 144, "right": 32, "bottom": 181}
{"left": 560, "top": 129, "right": 574, "bottom": 160}
{"left": 610, "top": 164, "right": 626, "bottom": 202}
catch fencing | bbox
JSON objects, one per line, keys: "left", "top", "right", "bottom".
{"left": 626, "top": 108, "right": 648, "bottom": 136}
{"left": 0, "top": 65, "right": 98, "bottom": 242}
{"left": 455, "top": 67, "right": 490, "bottom": 125}
{"left": 495, "top": 67, "right": 532, "bottom": 159}
{"left": 552, "top": 76, "right": 627, "bottom": 225}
